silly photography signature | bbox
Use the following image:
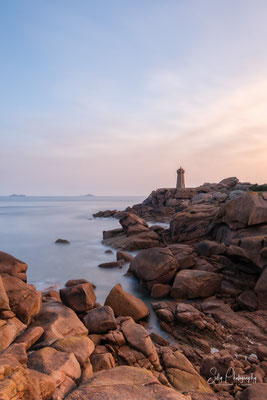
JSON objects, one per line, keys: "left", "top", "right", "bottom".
{"left": 207, "top": 367, "right": 257, "bottom": 385}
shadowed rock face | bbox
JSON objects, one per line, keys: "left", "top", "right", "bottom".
{"left": 65, "top": 366, "right": 189, "bottom": 400}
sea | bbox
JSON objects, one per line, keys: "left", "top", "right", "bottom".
{"left": 0, "top": 195, "right": 170, "bottom": 337}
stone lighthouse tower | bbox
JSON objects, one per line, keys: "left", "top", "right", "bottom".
{"left": 176, "top": 166, "right": 185, "bottom": 188}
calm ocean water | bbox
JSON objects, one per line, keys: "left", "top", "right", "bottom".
{"left": 0, "top": 195, "right": 170, "bottom": 337}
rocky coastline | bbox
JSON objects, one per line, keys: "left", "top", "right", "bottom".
{"left": 1, "top": 176, "right": 267, "bottom": 399}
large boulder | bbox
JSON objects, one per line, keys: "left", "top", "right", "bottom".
{"left": 129, "top": 247, "right": 179, "bottom": 290}
{"left": 60, "top": 282, "right": 96, "bottom": 312}
{"left": 83, "top": 306, "right": 117, "bottom": 333}
{"left": 170, "top": 206, "right": 218, "bottom": 243}
{"left": 218, "top": 192, "right": 267, "bottom": 229}
{"left": 0, "top": 251, "right": 27, "bottom": 282}
{"left": 1, "top": 274, "right": 41, "bottom": 325}
{"left": 171, "top": 270, "right": 223, "bottom": 299}
{"left": 65, "top": 366, "right": 187, "bottom": 400}
{"left": 32, "top": 301, "right": 88, "bottom": 344}
{"left": 105, "top": 284, "right": 149, "bottom": 322}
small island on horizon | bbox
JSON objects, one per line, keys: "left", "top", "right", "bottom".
{"left": 8, "top": 194, "right": 26, "bottom": 198}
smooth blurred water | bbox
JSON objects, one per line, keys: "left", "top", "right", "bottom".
{"left": 0, "top": 196, "right": 171, "bottom": 338}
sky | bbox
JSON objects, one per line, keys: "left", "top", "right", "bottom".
{"left": 1, "top": 0, "right": 267, "bottom": 196}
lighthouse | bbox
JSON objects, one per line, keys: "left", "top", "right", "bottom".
{"left": 176, "top": 166, "right": 185, "bottom": 188}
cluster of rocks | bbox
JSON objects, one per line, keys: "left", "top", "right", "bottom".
{"left": 94, "top": 177, "right": 252, "bottom": 223}
{"left": 96, "top": 177, "right": 267, "bottom": 399}
{"left": 1, "top": 250, "right": 221, "bottom": 400}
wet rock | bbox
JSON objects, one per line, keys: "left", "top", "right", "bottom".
{"left": 1, "top": 274, "right": 41, "bottom": 325}
{"left": 93, "top": 210, "right": 117, "bottom": 218}
{"left": 116, "top": 250, "right": 134, "bottom": 263}
{"left": 60, "top": 282, "right": 96, "bottom": 312}
{"left": 103, "top": 228, "right": 124, "bottom": 239}
{"left": 129, "top": 247, "right": 178, "bottom": 290}
{"left": 28, "top": 346, "right": 81, "bottom": 381}
{"left": 65, "top": 279, "right": 90, "bottom": 287}
{"left": 65, "top": 366, "right": 187, "bottom": 400}
{"left": 151, "top": 283, "right": 171, "bottom": 299}
{"left": 0, "top": 251, "right": 28, "bottom": 282}
{"left": 98, "top": 260, "right": 124, "bottom": 268}
{"left": 83, "top": 306, "right": 117, "bottom": 334}
{"left": 105, "top": 284, "right": 150, "bottom": 321}
{"left": 52, "top": 336, "right": 95, "bottom": 365}
{"left": 55, "top": 238, "right": 70, "bottom": 244}
{"left": 171, "top": 270, "right": 223, "bottom": 299}
{"left": 105, "top": 249, "right": 113, "bottom": 254}
{"left": 32, "top": 301, "right": 88, "bottom": 344}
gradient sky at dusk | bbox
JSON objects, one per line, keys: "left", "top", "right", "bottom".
{"left": 1, "top": 0, "right": 267, "bottom": 195}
